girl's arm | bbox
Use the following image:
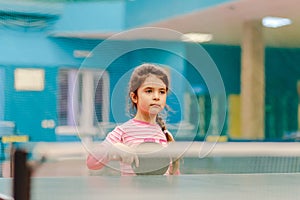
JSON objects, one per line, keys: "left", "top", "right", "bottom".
{"left": 86, "top": 141, "right": 111, "bottom": 170}
{"left": 86, "top": 126, "right": 124, "bottom": 170}
{"left": 86, "top": 141, "right": 139, "bottom": 170}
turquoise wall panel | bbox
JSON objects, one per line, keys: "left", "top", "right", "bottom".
{"left": 0, "top": 67, "right": 4, "bottom": 120}
{"left": 53, "top": 2, "right": 125, "bottom": 32}
{"left": 265, "top": 47, "right": 300, "bottom": 138}
{"left": 4, "top": 66, "right": 58, "bottom": 141}
{"left": 185, "top": 44, "right": 241, "bottom": 94}
{"left": 125, "top": 0, "right": 235, "bottom": 28}
{"left": 0, "top": 30, "right": 81, "bottom": 66}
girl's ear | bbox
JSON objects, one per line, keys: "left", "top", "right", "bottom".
{"left": 130, "top": 92, "right": 138, "bottom": 104}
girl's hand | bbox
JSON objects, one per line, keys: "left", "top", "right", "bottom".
{"left": 109, "top": 143, "right": 139, "bottom": 167}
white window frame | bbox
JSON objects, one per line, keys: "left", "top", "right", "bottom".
{"left": 56, "top": 68, "right": 110, "bottom": 137}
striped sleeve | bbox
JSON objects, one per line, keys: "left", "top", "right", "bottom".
{"left": 105, "top": 126, "right": 124, "bottom": 144}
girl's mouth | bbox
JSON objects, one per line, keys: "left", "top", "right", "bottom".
{"left": 150, "top": 104, "right": 160, "bottom": 107}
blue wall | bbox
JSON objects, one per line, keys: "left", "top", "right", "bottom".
{"left": 0, "top": 68, "right": 4, "bottom": 120}
{"left": 0, "top": 30, "right": 80, "bottom": 66}
{"left": 53, "top": 2, "right": 125, "bottom": 33}
{"left": 2, "top": 31, "right": 300, "bottom": 141}
{"left": 4, "top": 66, "right": 58, "bottom": 141}
{"left": 265, "top": 47, "right": 300, "bottom": 138}
{"left": 185, "top": 43, "right": 241, "bottom": 95}
{"left": 1, "top": 36, "right": 188, "bottom": 141}
{"left": 125, "top": 0, "right": 235, "bottom": 28}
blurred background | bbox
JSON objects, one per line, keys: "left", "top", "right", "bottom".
{"left": 0, "top": 0, "right": 300, "bottom": 176}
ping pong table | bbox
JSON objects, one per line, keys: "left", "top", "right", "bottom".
{"left": 1, "top": 173, "right": 300, "bottom": 200}
{"left": 1, "top": 142, "right": 300, "bottom": 200}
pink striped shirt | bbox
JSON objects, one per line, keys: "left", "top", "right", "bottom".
{"left": 106, "top": 119, "right": 168, "bottom": 147}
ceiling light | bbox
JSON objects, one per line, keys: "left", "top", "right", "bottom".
{"left": 262, "top": 16, "right": 292, "bottom": 28}
{"left": 181, "top": 33, "right": 213, "bottom": 43}
{"left": 73, "top": 50, "right": 93, "bottom": 58}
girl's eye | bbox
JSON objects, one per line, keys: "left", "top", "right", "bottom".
{"left": 160, "top": 90, "right": 166, "bottom": 94}
{"left": 145, "top": 89, "right": 152, "bottom": 93}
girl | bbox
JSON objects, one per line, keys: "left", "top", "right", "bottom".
{"left": 86, "top": 63, "right": 180, "bottom": 175}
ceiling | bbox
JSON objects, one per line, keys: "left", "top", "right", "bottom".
{"left": 145, "top": 0, "right": 300, "bottom": 48}
{"left": 49, "top": 0, "right": 300, "bottom": 48}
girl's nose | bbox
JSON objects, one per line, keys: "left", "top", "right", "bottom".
{"left": 153, "top": 91, "right": 160, "bottom": 100}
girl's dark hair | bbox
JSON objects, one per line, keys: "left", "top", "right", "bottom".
{"left": 128, "top": 63, "right": 179, "bottom": 174}
{"left": 128, "top": 63, "right": 169, "bottom": 117}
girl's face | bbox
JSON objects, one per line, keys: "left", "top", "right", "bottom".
{"left": 131, "top": 75, "right": 167, "bottom": 118}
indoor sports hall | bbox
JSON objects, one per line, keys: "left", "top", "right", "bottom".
{"left": 0, "top": 0, "right": 300, "bottom": 199}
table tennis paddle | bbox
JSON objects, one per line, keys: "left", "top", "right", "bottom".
{"left": 131, "top": 142, "right": 170, "bottom": 175}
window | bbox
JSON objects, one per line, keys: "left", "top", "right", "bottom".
{"left": 58, "top": 69, "right": 109, "bottom": 133}
{"left": 14, "top": 68, "right": 45, "bottom": 91}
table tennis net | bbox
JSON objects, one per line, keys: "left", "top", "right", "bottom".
{"left": 1, "top": 142, "right": 300, "bottom": 176}
{"left": 177, "top": 142, "right": 300, "bottom": 174}
{"left": 89, "top": 141, "right": 300, "bottom": 175}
